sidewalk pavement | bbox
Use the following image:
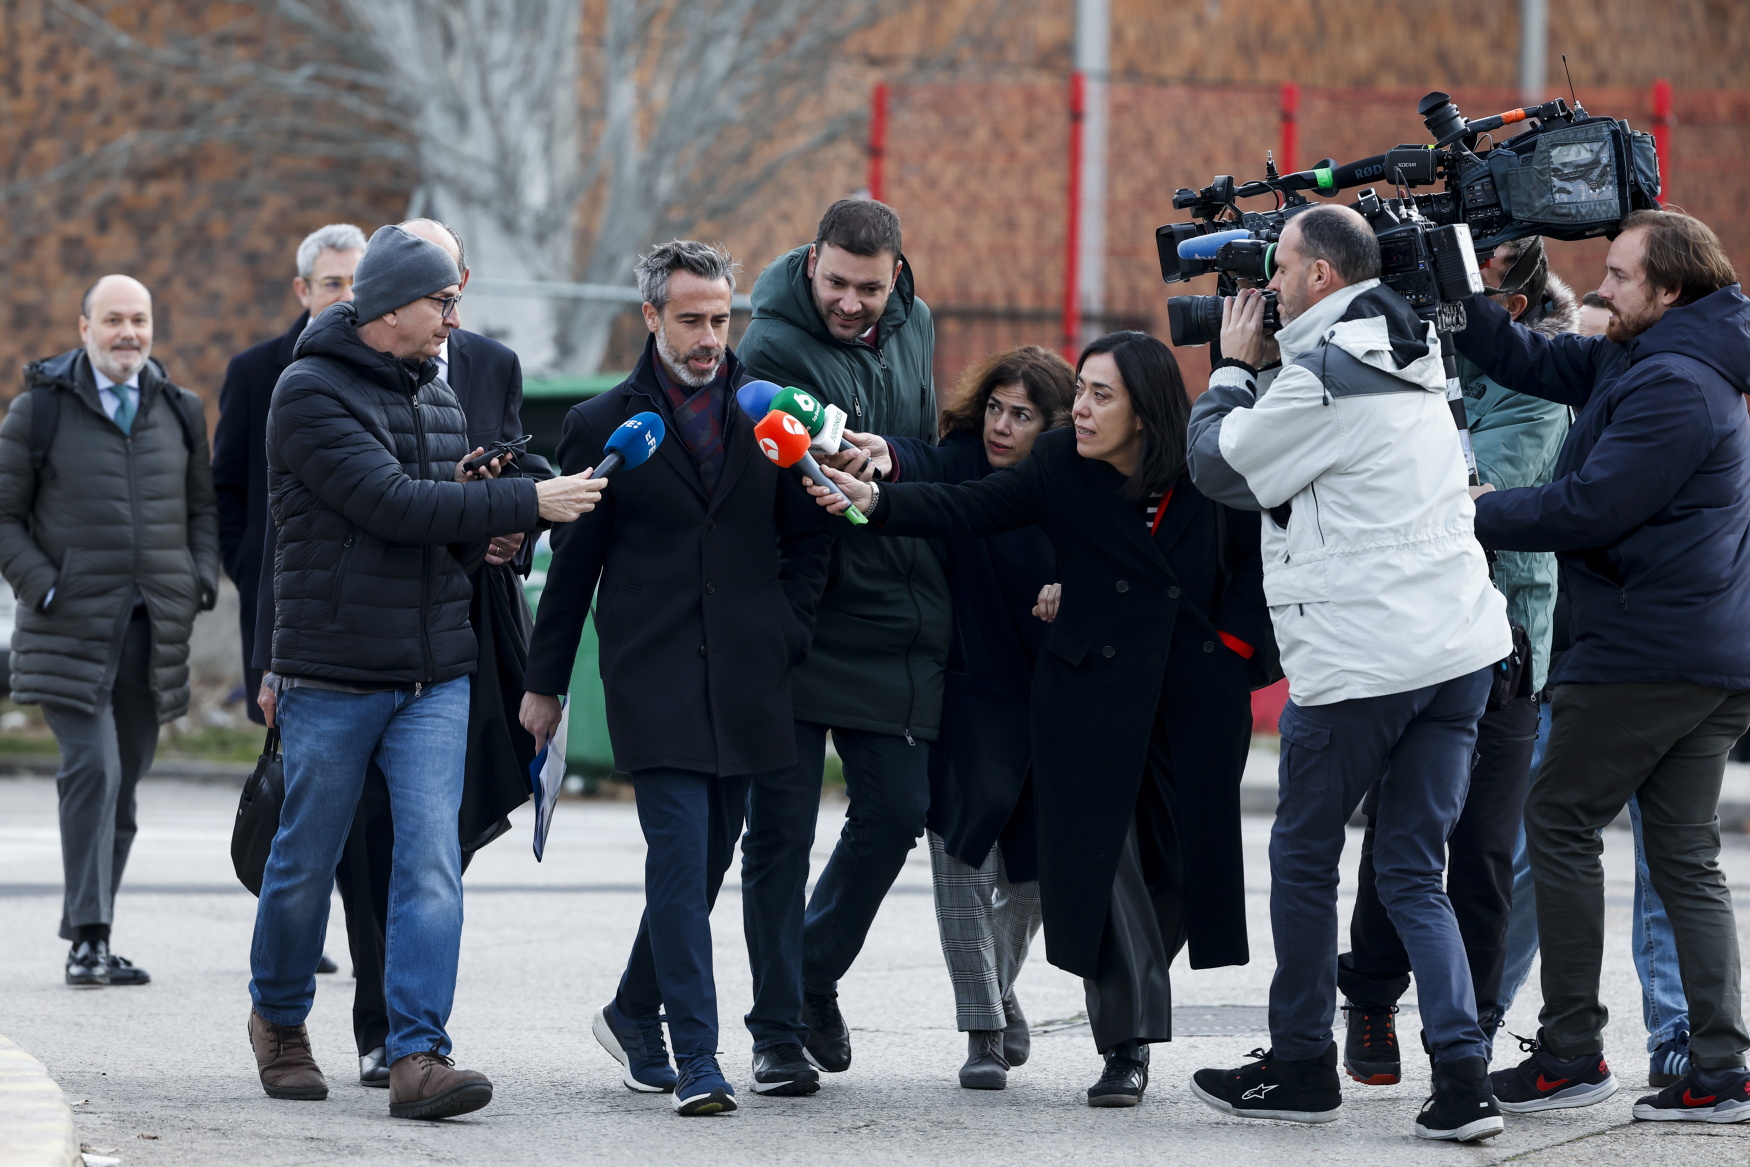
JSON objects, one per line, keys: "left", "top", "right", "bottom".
{"left": 0, "top": 776, "right": 1746, "bottom": 1166}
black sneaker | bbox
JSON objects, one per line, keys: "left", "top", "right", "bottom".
{"left": 1415, "top": 1055, "right": 1505, "bottom": 1142}
{"left": 802, "top": 991, "right": 851, "bottom": 1073}
{"left": 750, "top": 1043, "right": 820, "bottom": 1096}
{"left": 66, "top": 940, "right": 110, "bottom": 988}
{"left": 1191, "top": 1045, "right": 1342, "bottom": 1124}
{"left": 1341, "top": 1001, "right": 1400, "bottom": 1085}
{"left": 1087, "top": 1047, "right": 1149, "bottom": 1107}
{"left": 1489, "top": 1032, "right": 1617, "bottom": 1113}
{"left": 1632, "top": 1066, "right": 1750, "bottom": 1123}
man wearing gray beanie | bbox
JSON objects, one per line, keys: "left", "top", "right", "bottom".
{"left": 245, "top": 221, "right": 607, "bottom": 1120}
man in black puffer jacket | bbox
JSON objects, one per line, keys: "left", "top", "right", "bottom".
{"left": 246, "top": 225, "right": 603, "bottom": 1121}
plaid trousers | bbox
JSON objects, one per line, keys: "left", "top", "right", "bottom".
{"left": 928, "top": 831, "right": 1043, "bottom": 1031}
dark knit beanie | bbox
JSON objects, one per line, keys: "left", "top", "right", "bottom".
{"left": 351, "top": 225, "right": 460, "bottom": 323}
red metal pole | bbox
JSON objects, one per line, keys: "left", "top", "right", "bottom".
{"left": 1279, "top": 82, "right": 1299, "bottom": 176}
{"left": 1063, "top": 71, "right": 1085, "bottom": 359}
{"left": 1652, "top": 78, "right": 1671, "bottom": 204}
{"left": 868, "top": 82, "right": 889, "bottom": 204}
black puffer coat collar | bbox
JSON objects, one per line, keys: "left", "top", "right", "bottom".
{"left": 294, "top": 301, "right": 438, "bottom": 395}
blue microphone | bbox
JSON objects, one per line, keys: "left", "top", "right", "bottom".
{"left": 596, "top": 412, "right": 665, "bottom": 477}
{"left": 735, "top": 380, "right": 784, "bottom": 420}
{"left": 1177, "top": 229, "right": 1252, "bottom": 260}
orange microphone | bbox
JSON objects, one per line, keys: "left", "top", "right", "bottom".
{"left": 753, "top": 411, "right": 867, "bottom": 524}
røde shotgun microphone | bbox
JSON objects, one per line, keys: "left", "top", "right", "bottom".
{"left": 753, "top": 411, "right": 867, "bottom": 525}
{"left": 594, "top": 411, "right": 666, "bottom": 477}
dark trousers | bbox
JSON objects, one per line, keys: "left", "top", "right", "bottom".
{"left": 1269, "top": 666, "right": 1492, "bottom": 1064}
{"left": 334, "top": 763, "right": 393, "bottom": 1056}
{"left": 1339, "top": 695, "right": 1539, "bottom": 1030}
{"left": 1084, "top": 824, "right": 1175, "bottom": 1054}
{"left": 1530, "top": 682, "right": 1750, "bottom": 1070}
{"left": 47, "top": 608, "right": 157, "bottom": 940}
{"left": 615, "top": 768, "right": 755, "bottom": 1058}
{"left": 742, "top": 721, "right": 929, "bottom": 1044}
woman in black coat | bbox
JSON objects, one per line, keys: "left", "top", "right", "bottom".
{"left": 813, "top": 332, "right": 1275, "bottom": 1108}
{"left": 865, "top": 346, "right": 1074, "bottom": 1091}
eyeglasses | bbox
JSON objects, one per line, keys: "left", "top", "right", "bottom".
{"left": 425, "top": 293, "right": 463, "bottom": 318}
{"left": 314, "top": 276, "right": 354, "bottom": 292}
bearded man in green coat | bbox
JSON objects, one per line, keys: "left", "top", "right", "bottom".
{"left": 734, "top": 198, "right": 950, "bottom": 1076}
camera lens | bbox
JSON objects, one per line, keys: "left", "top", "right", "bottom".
{"left": 1167, "top": 296, "right": 1226, "bottom": 347}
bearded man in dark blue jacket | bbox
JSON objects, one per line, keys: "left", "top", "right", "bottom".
{"left": 1456, "top": 209, "right": 1750, "bottom": 1124}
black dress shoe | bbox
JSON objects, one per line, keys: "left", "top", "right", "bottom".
{"left": 1001, "top": 989, "right": 1030, "bottom": 1067}
{"left": 316, "top": 953, "right": 339, "bottom": 974}
{"left": 802, "top": 991, "right": 852, "bottom": 1073}
{"left": 105, "top": 952, "right": 151, "bottom": 986}
{"left": 1088, "top": 1047, "right": 1150, "bottom": 1107}
{"left": 359, "top": 1046, "right": 390, "bottom": 1088}
{"left": 66, "top": 940, "right": 111, "bottom": 987}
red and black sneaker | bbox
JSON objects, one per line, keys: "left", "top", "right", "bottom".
{"left": 1632, "top": 1067, "right": 1750, "bottom": 1123}
{"left": 1489, "top": 1032, "right": 1617, "bottom": 1113}
{"left": 1341, "top": 1001, "right": 1401, "bottom": 1085}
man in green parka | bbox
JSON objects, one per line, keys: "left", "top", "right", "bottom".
{"left": 1336, "top": 238, "right": 1574, "bottom": 1083}
{"left": 735, "top": 199, "right": 949, "bottom": 1075}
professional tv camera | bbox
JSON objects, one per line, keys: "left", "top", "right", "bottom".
{"left": 1159, "top": 90, "right": 1662, "bottom": 348}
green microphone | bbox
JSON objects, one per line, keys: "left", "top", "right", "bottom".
{"left": 770, "top": 386, "right": 826, "bottom": 436}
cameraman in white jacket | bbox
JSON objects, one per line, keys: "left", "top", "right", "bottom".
{"left": 1183, "top": 205, "right": 1511, "bottom": 1142}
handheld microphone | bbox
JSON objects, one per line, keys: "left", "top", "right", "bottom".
{"left": 753, "top": 411, "right": 867, "bottom": 525}
{"left": 594, "top": 411, "right": 666, "bottom": 477}
{"left": 735, "top": 380, "right": 784, "bottom": 420}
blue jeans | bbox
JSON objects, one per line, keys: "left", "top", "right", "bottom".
{"left": 250, "top": 678, "right": 470, "bottom": 1065}
{"left": 1269, "top": 667, "right": 1492, "bottom": 1064}
{"left": 614, "top": 768, "right": 754, "bottom": 1059}
{"left": 1497, "top": 699, "right": 1689, "bottom": 1051}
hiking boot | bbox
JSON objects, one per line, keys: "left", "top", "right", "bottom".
{"left": 802, "top": 990, "right": 851, "bottom": 1073}
{"left": 1489, "top": 1032, "right": 1617, "bottom": 1113}
{"left": 593, "top": 1000, "right": 676, "bottom": 1093}
{"left": 248, "top": 1008, "right": 328, "bottom": 1101}
{"left": 1632, "top": 1066, "right": 1750, "bottom": 1123}
{"left": 674, "top": 1054, "right": 736, "bottom": 1116}
{"left": 959, "top": 1030, "right": 1009, "bottom": 1090}
{"left": 1087, "top": 1046, "right": 1149, "bottom": 1107}
{"left": 1649, "top": 1033, "right": 1692, "bottom": 1088}
{"left": 1341, "top": 1000, "right": 1401, "bottom": 1085}
{"left": 750, "top": 1043, "right": 819, "bottom": 1096}
{"left": 1001, "top": 989, "right": 1030, "bottom": 1067}
{"left": 1415, "top": 1055, "right": 1505, "bottom": 1142}
{"left": 1191, "top": 1044, "right": 1342, "bottom": 1123}
{"left": 387, "top": 1049, "right": 493, "bottom": 1120}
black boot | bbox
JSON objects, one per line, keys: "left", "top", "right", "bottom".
{"left": 1340, "top": 1000, "right": 1400, "bottom": 1085}
{"left": 959, "top": 1030, "right": 1009, "bottom": 1090}
{"left": 1416, "top": 1055, "right": 1504, "bottom": 1142}
{"left": 1192, "top": 1044, "right": 1342, "bottom": 1124}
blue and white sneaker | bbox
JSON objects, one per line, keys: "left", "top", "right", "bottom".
{"left": 674, "top": 1053, "right": 737, "bottom": 1116}
{"left": 592, "top": 1001, "right": 676, "bottom": 1093}
{"left": 1649, "top": 1034, "right": 1691, "bottom": 1088}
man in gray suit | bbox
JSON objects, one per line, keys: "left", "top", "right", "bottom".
{"left": 0, "top": 274, "right": 219, "bottom": 986}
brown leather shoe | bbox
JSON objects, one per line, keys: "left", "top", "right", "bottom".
{"left": 388, "top": 1050, "right": 493, "bottom": 1120}
{"left": 249, "top": 1008, "right": 328, "bottom": 1100}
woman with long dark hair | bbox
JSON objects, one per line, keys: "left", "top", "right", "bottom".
{"left": 845, "top": 345, "right": 1073, "bottom": 1090}
{"left": 812, "top": 331, "right": 1275, "bottom": 1108}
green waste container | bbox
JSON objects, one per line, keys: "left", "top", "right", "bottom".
{"left": 518, "top": 371, "right": 626, "bottom": 779}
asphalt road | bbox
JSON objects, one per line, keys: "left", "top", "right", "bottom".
{"left": 1, "top": 776, "right": 1747, "bottom": 1166}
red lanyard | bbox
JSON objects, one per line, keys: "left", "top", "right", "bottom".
{"left": 1149, "top": 487, "right": 1175, "bottom": 536}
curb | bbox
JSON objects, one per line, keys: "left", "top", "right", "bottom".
{"left": 0, "top": 1033, "right": 79, "bottom": 1167}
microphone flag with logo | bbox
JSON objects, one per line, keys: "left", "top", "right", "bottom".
{"left": 753, "top": 411, "right": 867, "bottom": 525}
{"left": 596, "top": 411, "right": 666, "bottom": 477}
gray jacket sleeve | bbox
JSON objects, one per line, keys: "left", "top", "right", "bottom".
{"left": 1186, "top": 365, "right": 1266, "bottom": 511}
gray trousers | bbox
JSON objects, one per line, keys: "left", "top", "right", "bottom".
{"left": 43, "top": 609, "right": 158, "bottom": 941}
{"left": 928, "top": 831, "right": 1042, "bottom": 1031}
{"left": 1084, "top": 824, "right": 1173, "bottom": 1054}
{"left": 1530, "top": 682, "right": 1750, "bottom": 1070}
